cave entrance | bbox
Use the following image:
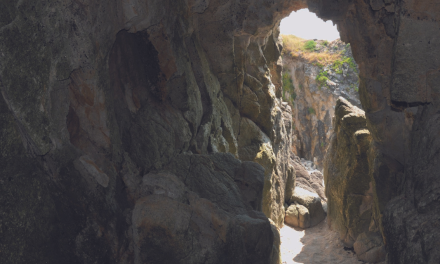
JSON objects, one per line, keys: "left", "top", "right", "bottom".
{"left": 280, "top": 8, "right": 361, "bottom": 171}
{"left": 279, "top": 9, "right": 363, "bottom": 264}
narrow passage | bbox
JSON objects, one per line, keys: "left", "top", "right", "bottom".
{"left": 280, "top": 219, "right": 363, "bottom": 264}
{"left": 280, "top": 158, "right": 363, "bottom": 264}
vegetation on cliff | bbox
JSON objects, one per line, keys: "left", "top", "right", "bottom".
{"left": 282, "top": 35, "right": 359, "bottom": 90}
{"left": 281, "top": 35, "right": 361, "bottom": 170}
{"left": 281, "top": 35, "right": 340, "bottom": 65}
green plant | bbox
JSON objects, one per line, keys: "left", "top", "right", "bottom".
{"left": 332, "top": 59, "right": 344, "bottom": 74}
{"left": 291, "top": 91, "right": 297, "bottom": 100}
{"left": 345, "top": 57, "right": 358, "bottom": 72}
{"left": 320, "top": 142, "right": 324, "bottom": 148}
{"left": 354, "top": 86, "right": 359, "bottom": 92}
{"left": 282, "top": 72, "right": 296, "bottom": 101}
{"left": 308, "top": 107, "right": 316, "bottom": 115}
{"left": 304, "top": 40, "right": 316, "bottom": 51}
{"left": 331, "top": 56, "right": 358, "bottom": 75}
{"left": 316, "top": 70, "right": 329, "bottom": 89}
{"left": 314, "top": 62, "right": 324, "bottom": 68}
{"left": 323, "top": 40, "right": 329, "bottom": 46}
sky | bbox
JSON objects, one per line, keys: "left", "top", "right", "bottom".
{"left": 280, "top": 9, "right": 340, "bottom": 41}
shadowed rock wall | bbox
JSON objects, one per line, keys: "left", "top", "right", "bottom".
{"left": 314, "top": 0, "right": 440, "bottom": 263}
{"left": 0, "top": 0, "right": 304, "bottom": 263}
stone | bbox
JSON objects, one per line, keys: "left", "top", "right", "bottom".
{"left": 288, "top": 187, "right": 326, "bottom": 227}
{"left": 324, "top": 98, "right": 375, "bottom": 247}
{"left": 285, "top": 203, "right": 310, "bottom": 229}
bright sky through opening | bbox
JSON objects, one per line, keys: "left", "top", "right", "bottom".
{"left": 280, "top": 9, "right": 340, "bottom": 41}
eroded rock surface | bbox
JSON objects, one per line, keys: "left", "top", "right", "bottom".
{"left": 0, "top": 0, "right": 301, "bottom": 263}
{"left": 131, "top": 153, "right": 273, "bottom": 264}
{"left": 324, "top": 98, "right": 384, "bottom": 263}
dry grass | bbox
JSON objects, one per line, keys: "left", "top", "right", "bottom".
{"left": 282, "top": 34, "right": 341, "bottom": 66}
{"left": 302, "top": 52, "right": 341, "bottom": 65}
{"left": 282, "top": 34, "right": 307, "bottom": 53}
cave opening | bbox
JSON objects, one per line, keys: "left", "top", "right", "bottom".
{"left": 280, "top": 8, "right": 361, "bottom": 171}
{"left": 278, "top": 9, "right": 364, "bottom": 264}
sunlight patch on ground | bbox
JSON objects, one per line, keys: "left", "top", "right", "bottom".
{"left": 280, "top": 225, "right": 306, "bottom": 264}
{"left": 280, "top": 219, "right": 363, "bottom": 264}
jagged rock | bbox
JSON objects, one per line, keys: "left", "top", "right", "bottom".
{"left": 238, "top": 113, "right": 295, "bottom": 227}
{"left": 324, "top": 98, "right": 373, "bottom": 246}
{"left": 324, "top": 97, "right": 385, "bottom": 263}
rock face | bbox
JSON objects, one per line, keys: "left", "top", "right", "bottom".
{"left": 1, "top": 0, "right": 440, "bottom": 263}
{"left": 283, "top": 39, "right": 360, "bottom": 169}
{"left": 324, "top": 98, "right": 385, "bottom": 263}
{"left": 131, "top": 153, "right": 274, "bottom": 264}
{"left": 0, "top": 0, "right": 303, "bottom": 263}
{"left": 315, "top": 0, "right": 440, "bottom": 263}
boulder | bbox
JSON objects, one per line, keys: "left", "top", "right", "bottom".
{"left": 285, "top": 203, "right": 310, "bottom": 229}
{"left": 287, "top": 187, "right": 326, "bottom": 227}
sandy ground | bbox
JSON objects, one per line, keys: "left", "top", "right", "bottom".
{"left": 280, "top": 218, "right": 364, "bottom": 264}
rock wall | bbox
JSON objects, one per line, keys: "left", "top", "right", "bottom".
{"left": 0, "top": 0, "right": 304, "bottom": 263}
{"left": 283, "top": 38, "right": 360, "bottom": 169}
{"left": 324, "top": 98, "right": 385, "bottom": 263}
{"left": 315, "top": 0, "right": 440, "bottom": 263}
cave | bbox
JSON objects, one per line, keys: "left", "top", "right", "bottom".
{"left": 0, "top": 0, "right": 439, "bottom": 264}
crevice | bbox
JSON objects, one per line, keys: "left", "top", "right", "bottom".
{"left": 390, "top": 100, "right": 431, "bottom": 112}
